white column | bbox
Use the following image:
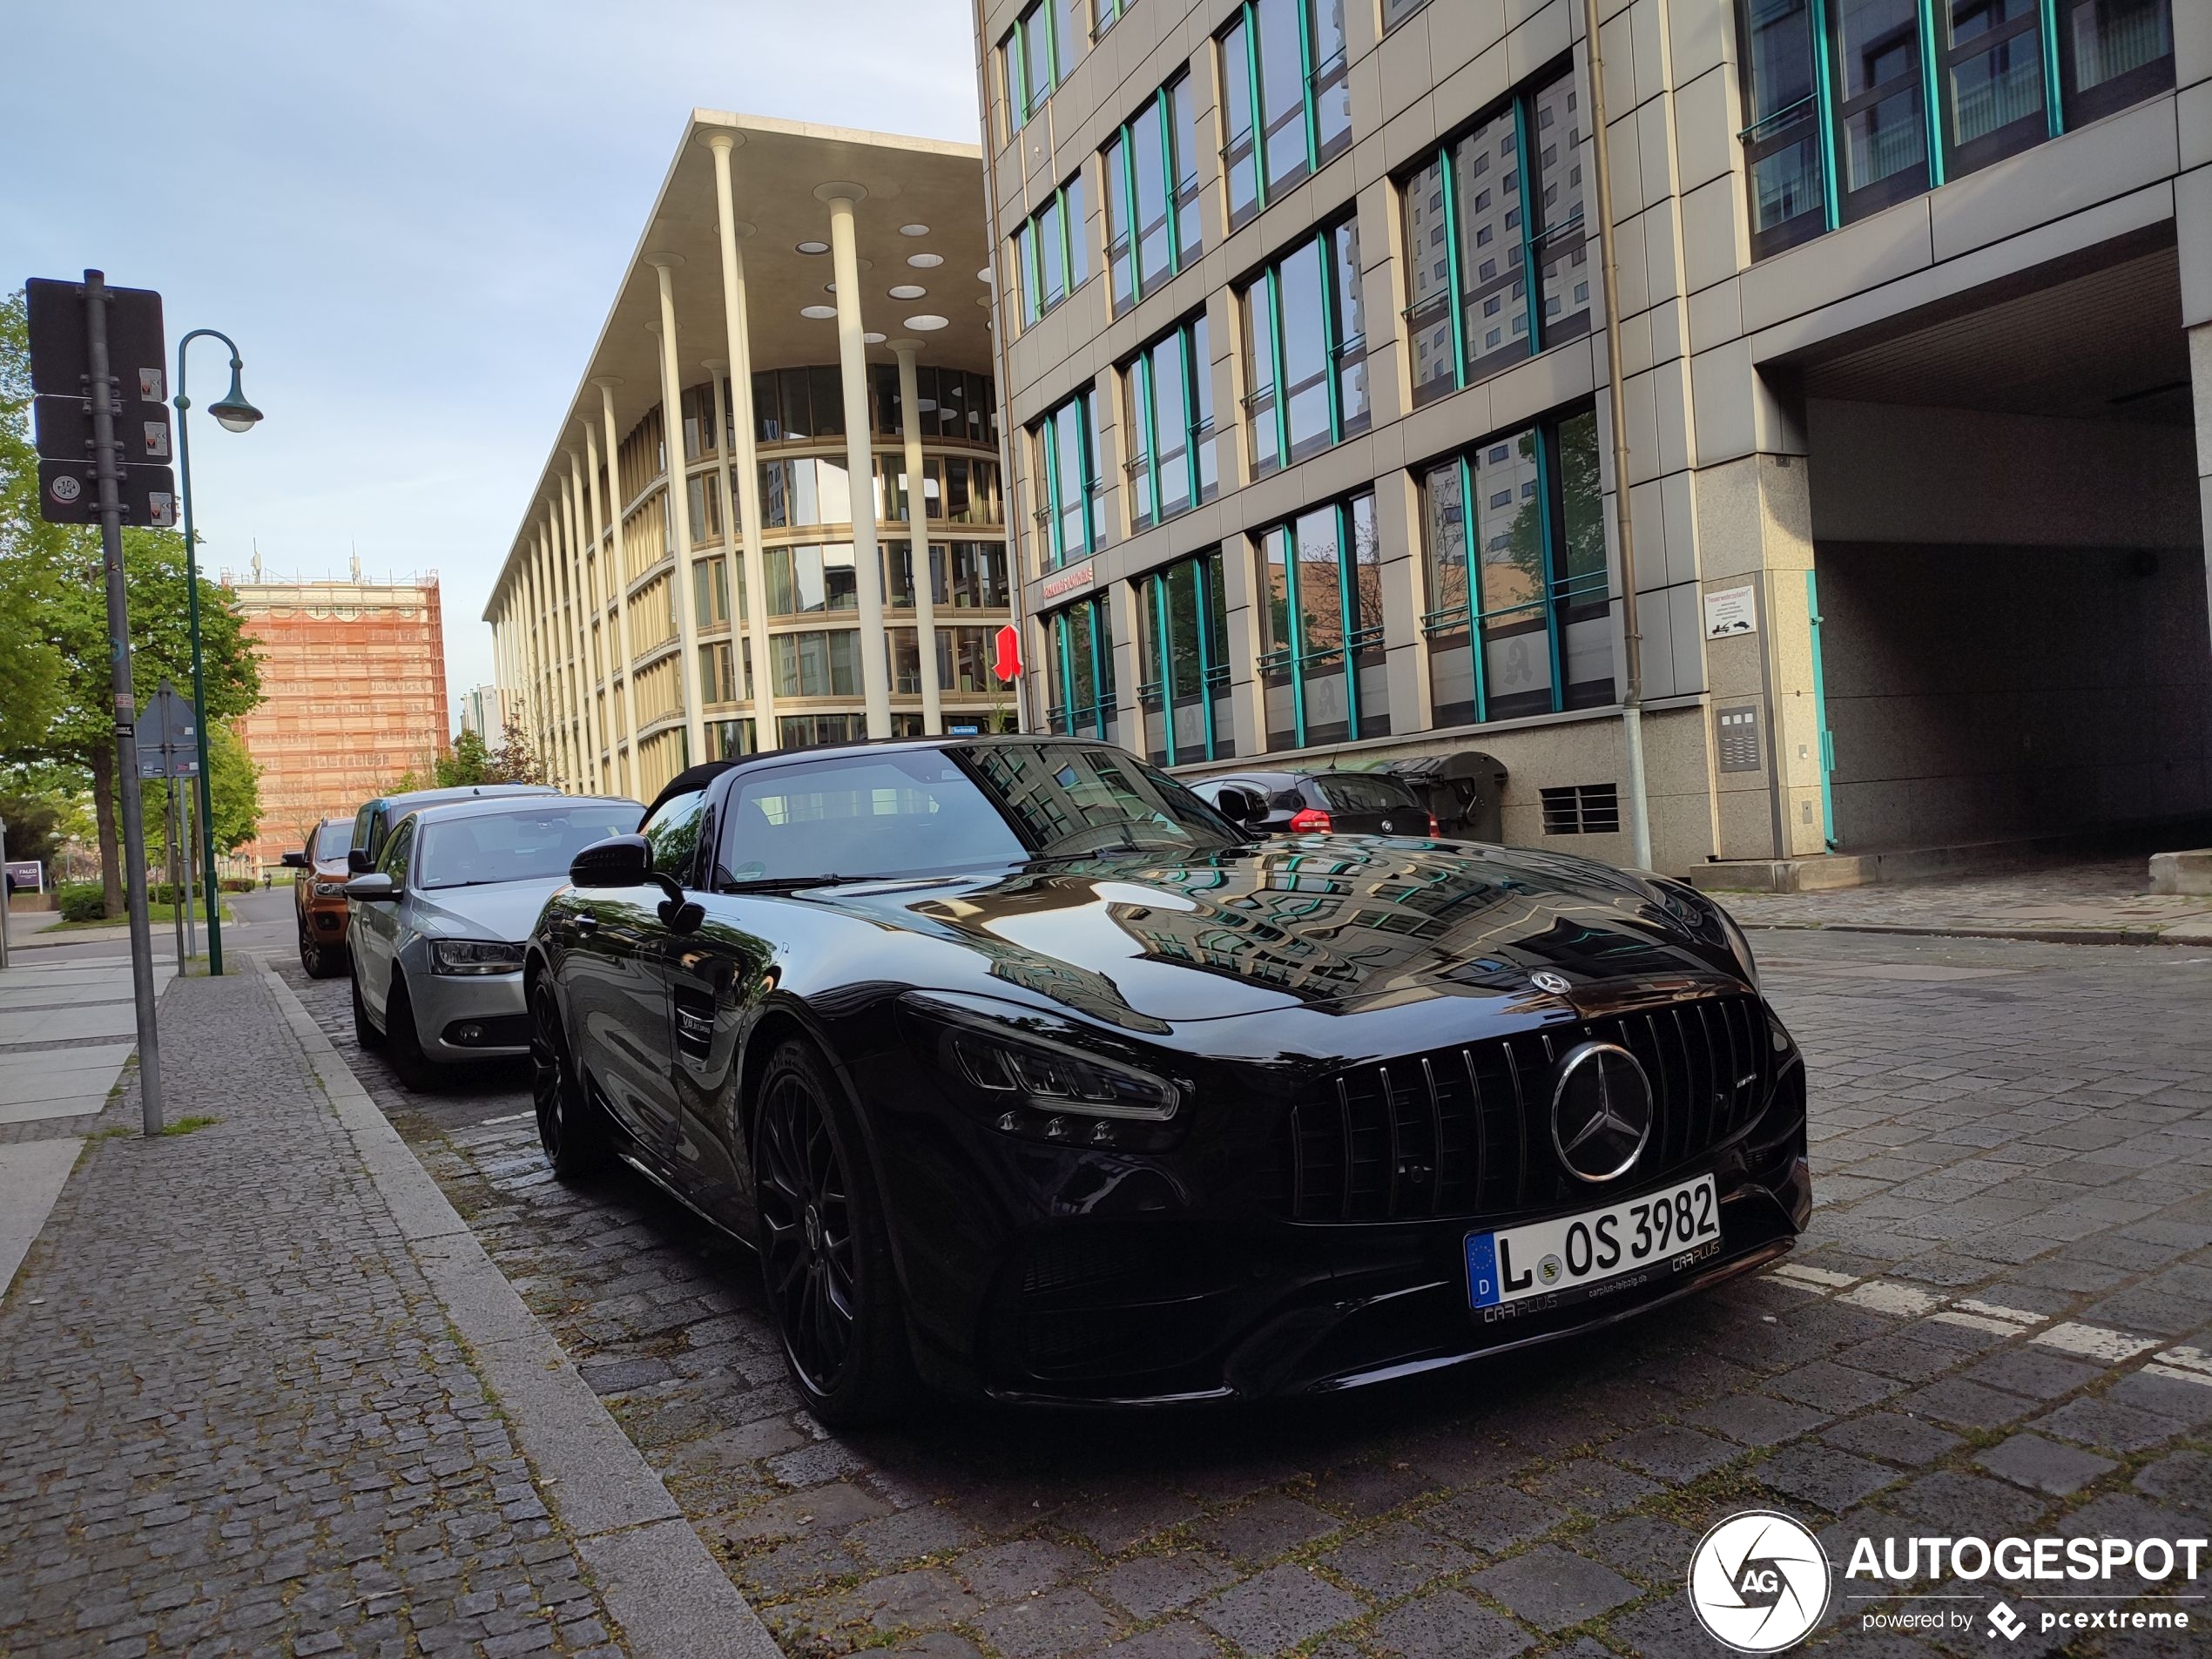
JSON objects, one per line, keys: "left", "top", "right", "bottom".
{"left": 820, "top": 185, "right": 892, "bottom": 738}
{"left": 647, "top": 254, "right": 709, "bottom": 765}
{"left": 587, "top": 385, "right": 643, "bottom": 800}
{"left": 893, "top": 340, "right": 942, "bottom": 734}
{"left": 547, "top": 499, "right": 583, "bottom": 789}
{"left": 564, "top": 452, "right": 604, "bottom": 792}
{"left": 705, "top": 357, "right": 742, "bottom": 745}
{"left": 525, "top": 529, "right": 556, "bottom": 784}
{"left": 705, "top": 132, "right": 781, "bottom": 753}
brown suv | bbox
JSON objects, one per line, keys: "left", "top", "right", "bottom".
{"left": 282, "top": 816, "right": 356, "bottom": 978}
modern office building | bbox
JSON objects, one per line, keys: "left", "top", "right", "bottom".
{"left": 229, "top": 571, "right": 450, "bottom": 868}
{"left": 483, "top": 113, "right": 1015, "bottom": 805}
{"left": 974, "top": 0, "right": 2207, "bottom": 879}
{"left": 455, "top": 683, "right": 507, "bottom": 748}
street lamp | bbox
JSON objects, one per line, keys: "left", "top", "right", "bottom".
{"left": 173, "top": 328, "right": 264, "bottom": 976}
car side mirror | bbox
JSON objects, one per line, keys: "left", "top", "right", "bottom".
{"left": 1211, "top": 786, "right": 1262, "bottom": 826}
{"left": 345, "top": 873, "right": 398, "bottom": 902}
{"left": 570, "top": 834, "right": 652, "bottom": 889}
{"left": 280, "top": 849, "right": 308, "bottom": 869}
{"left": 347, "top": 847, "right": 374, "bottom": 874}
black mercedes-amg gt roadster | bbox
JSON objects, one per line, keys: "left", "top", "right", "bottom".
{"left": 525, "top": 736, "right": 1809, "bottom": 1423}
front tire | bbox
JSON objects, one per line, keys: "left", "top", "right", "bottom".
{"left": 300, "top": 921, "right": 343, "bottom": 979}
{"left": 383, "top": 974, "right": 436, "bottom": 1092}
{"left": 753, "top": 1038, "right": 916, "bottom": 1426}
{"left": 530, "top": 980, "right": 610, "bottom": 1178}
{"left": 351, "top": 968, "right": 385, "bottom": 1050}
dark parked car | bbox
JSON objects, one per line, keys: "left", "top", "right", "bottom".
{"left": 1189, "top": 768, "right": 1440, "bottom": 839}
{"left": 524, "top": 737, "right": 1807, "bottom": 1424}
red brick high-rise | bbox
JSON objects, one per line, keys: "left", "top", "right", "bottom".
{"left": 229, "top": 572, "right": 449, "bottom": 870}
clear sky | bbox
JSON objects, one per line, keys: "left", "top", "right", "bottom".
{"left": 1, "top": 0, "right": 981, "bottom": 725}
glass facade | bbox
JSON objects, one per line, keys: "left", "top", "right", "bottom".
{"left": 1013, "top": 172, "right": 1090, "bottom": 328}
{"left": 1242, "top": 216, "right": 1369, "bottom": 476}
{"left": 1136, "top": 550, "right": 1234, "bottom": 765}
{"left": 1124, "top": 314, "right": 1217, "bottom": 529}
{"left": 1218, "top": 0, "right": 1353, "bottom": 230}
{"left": 1734, "top": 0, "right": 2173, "bottom": 255}
{"left": 1102, "top": 74, "right": 1204, "bottom": 314}
{"left": 1403, "top": 65, "right": 1590, "bottom": 408}
{"left": 1043, "top": 596, "right": 1116, "bottom": 739}
{"left": 864, "top": 364, "right": 1000, "bottom": 447}
{"left": 1419, "top": 408, "right": 1612, "bottom": 726}
{"left": 1257, "top": 492, "right": 1387, "bottom": 749}
{"left": 1032, "top": 388, "right": 1106, "bottom": 569}
{"left": 772, "top": 630, "right": 860, "bottom": 698}
{"left": 746, "top": 363, "right": 998, "bottom": 448}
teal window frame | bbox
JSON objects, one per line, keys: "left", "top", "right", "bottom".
{"left": 1090, "top": 0, "right": 1130, "bottom": 37}
{"left": 1217, "top": 0, "right": 1353, "bottom": 231}
{"left": 1001, "top": 0, "right": 1070, "bottom": 134}
{"left": 1102, "top": 72, "right": 1202, "bottom": 313}
{"left": 1255, "top": 490, "right": 1386, "bottom": 751}
{"left": 1417, "top": 407, "right": 1610, "bottom": 727}
{"left": 1135, "top": 550, "right": 1233, "bottom": 765}
{"left": 1012, "top": 172, "right": 1089, "bottom": 329}
{"left": 1732, "top": 0, "right": 2174, "bottom": 256}
{"left": 1044, "top": 596, "right": 1116, "bottom": 739}
{"left": 1124, "top": 313, "right": 1215, "bottom": 529}
{"left": 1400, "top": 63, "right": 1589, "bottom": 409}
{"left": 1240, "top": 215, "right": 1369, "bottom": 478}
{"left": 1032, "top": 388, "right": 1105, "bottom": 570}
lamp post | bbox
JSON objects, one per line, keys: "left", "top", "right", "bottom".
{"left": 173, "top": 329, "right": 263, "bottom": 976}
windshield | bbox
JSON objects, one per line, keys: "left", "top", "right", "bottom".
{"left": 314, "top": 819, "right": 354, "bottom": 861}
{"left": 415, "top": 805, "right": 641, "bottom": 890}
{"left": 720, "top": 752, "right": 1026, "bottom": 884}
{"left": 962, "top": 742, "right": 1243, "bottom": 858}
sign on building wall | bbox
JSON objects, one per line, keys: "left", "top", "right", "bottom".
{"left": 1703, "top": 583, "right": 1759, "bottom": 639}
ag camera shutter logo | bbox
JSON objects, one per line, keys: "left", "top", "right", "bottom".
{"left": 1689, "top": 1510, "right": 1832, "bottom": 1652}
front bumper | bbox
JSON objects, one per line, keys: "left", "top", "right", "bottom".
{"left": 407, "top": 967, "right": 530, "bottom": 1061}
{"left": 848, "top": 1033, "right": 1811, "bottom": 1406}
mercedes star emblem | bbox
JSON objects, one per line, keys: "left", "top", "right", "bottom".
{"left": 1531, "top": 970, "right": 1572, "bottom": 995}
{"left": 1550, "top": 1041, "right": 1654, "bottom": 1183}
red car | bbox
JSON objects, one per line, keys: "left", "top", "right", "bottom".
{"left": 282, "top": 816, "right": 355, "bottom": 978}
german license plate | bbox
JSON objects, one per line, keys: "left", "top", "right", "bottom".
{"left": 1466, "top": 1173, "right": 1722, "bottom": 1312}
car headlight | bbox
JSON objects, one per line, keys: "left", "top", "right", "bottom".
{"left": 900, "top": 990, "right": 1182, "bottom": 1129}
{"left": 312, "top": 880, "right": 347, "bottom": 898}
{"left": 428, "top": 939, "right": 526, "bottom": 976}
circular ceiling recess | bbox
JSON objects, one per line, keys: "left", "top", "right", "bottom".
{"left": 907, "top": 253, "right": 943, "bottom": 268}
{"left": 800, "top": 304, "right": 837, "bottom": 320}
{"left": 888, "top": 284, "right": 927, "bottom": 300}
{"left": 905, "top": 314, "right": 949, "bottom": 331}
{"left": 898, "top": 223, "right": 930, "bottom": 236}
{"left": 796, "top": 240, "right": 828, "bottom": 254}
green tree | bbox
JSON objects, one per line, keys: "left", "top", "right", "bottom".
{"left": 1, "top": 290, "right": 263, "bottom": 915}
{"left": 0, "top": 788, "right": 66, "bottom": 869}
{"left": 489, "top": 725, "right": 549, "bottom": 786}
{"left": 435, "top": 726, "right": 494, "bottom": 788}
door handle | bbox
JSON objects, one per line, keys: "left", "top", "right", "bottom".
{"left": 572, "top": 914, "right": 599, "bottom": 934}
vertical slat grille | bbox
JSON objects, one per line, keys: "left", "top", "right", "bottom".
{"left": 1273, "top": 995, "right": 1774, "bottom": 1223}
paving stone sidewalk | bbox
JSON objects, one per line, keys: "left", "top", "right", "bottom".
{"left": 279, "top": 932, "right": 2212, "bottom": 1659}
{"left": 0, "top": 965, "right": 628, "bottom": 1658}
{"left": 1714, "top": 858, "right": 2212, "bottom": 944}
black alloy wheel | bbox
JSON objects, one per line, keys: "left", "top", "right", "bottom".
{"left": 382, "top": 975, "right": 435, "bottom": 1092}
{"left": 752, "top": 1039, "right": 914, "bottom": 1425}
{"left": 530, "top": 981, "right": 609, "bottom": 1178}
{"left": 299, "top": 921, "right": 342, "bottom": 980}
{"left": 350, "top": 968, "right": 385, "bottom": 1050}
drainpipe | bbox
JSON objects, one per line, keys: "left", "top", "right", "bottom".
{"left": 1579, "top": 0, "right": 1653, "bottom": 873}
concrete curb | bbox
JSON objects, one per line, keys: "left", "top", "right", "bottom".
{"left": 252, "top": 956, "right": 781, "bottom": 1659}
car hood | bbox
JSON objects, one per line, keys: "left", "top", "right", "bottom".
{"left": 798, "top": 836, "right": 1742, "bottom": 1028}
{"left": 406, "top": 876, "right": 564, "bottom": 942}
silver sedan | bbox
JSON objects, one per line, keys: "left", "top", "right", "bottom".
{"left": 346, "top": 793, "right": 641, "bottom": 1088}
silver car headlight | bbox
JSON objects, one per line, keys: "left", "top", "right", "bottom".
{"left": 428, "top": 939, "right": 526, "bottom": 976}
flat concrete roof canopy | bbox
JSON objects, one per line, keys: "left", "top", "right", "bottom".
{"left": 490, "top": 110, "right": 991, "bottom": 616}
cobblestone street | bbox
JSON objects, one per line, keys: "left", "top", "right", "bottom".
{"left": 273, "top": 928, "right": 2212, "bottom": 1658}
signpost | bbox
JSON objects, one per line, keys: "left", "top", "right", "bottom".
{"left": 26, "top": 273, "right": 169, "bottom": 1133}
{"left": 139, "top": 681, "right": 201, "bottom": 963}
